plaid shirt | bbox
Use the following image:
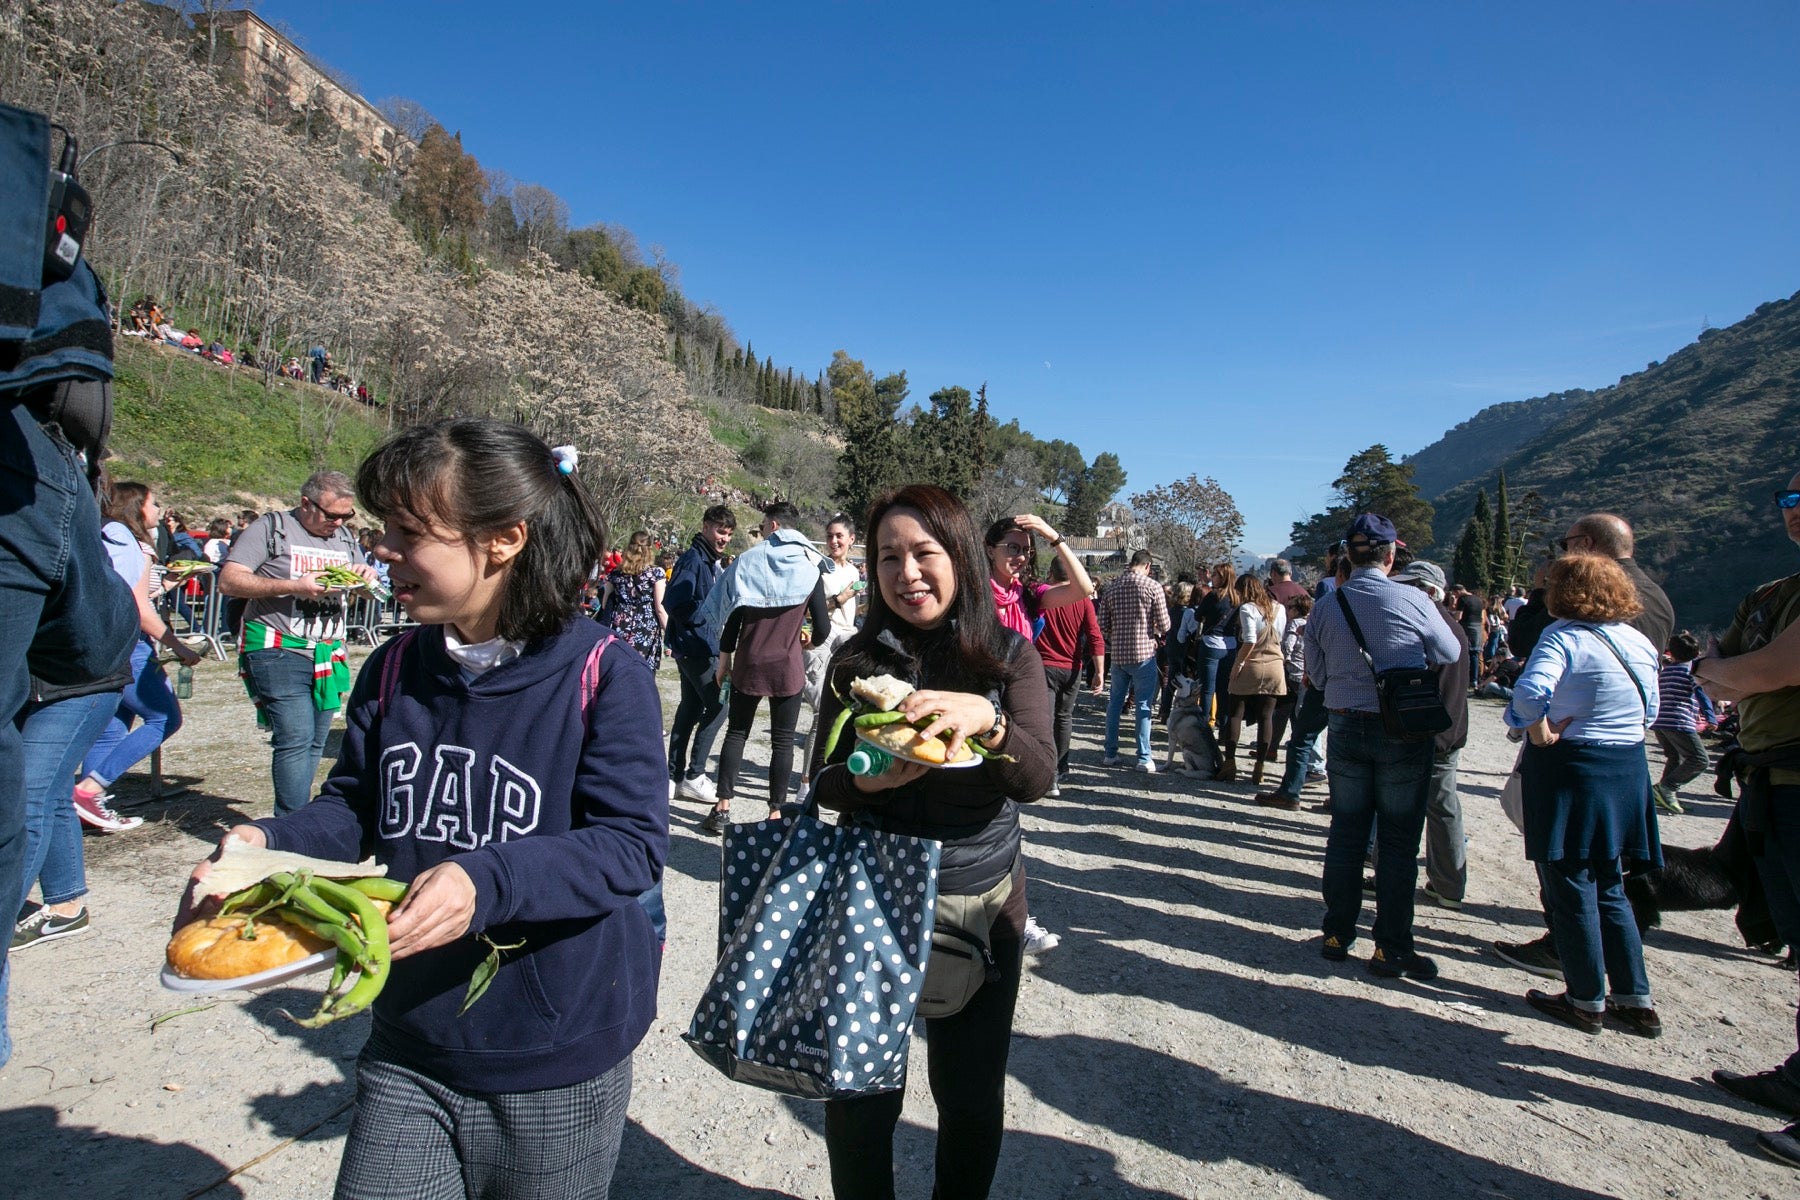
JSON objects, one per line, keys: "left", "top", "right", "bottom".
{"left": 1097, "top": 570, "right": 1170, "bottom": 665}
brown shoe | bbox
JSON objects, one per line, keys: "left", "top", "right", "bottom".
{"left": 1256, "top": 790, "right": 1300, "bottom": 810}
{"left": 1526, "top": 989, "right": 1603, "bottom": 1035}
{"left": 1605, "top": 1001, "right": 1663, "bottom": 1039}
{"left": 1214, "top": 751, "right": 1238, "bottom": 783}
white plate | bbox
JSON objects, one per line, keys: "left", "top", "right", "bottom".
{"left": 160, "top": 947, "right": 341, "bottom": 993}
{"left": 854, "top": 728, "right": 983, "bottom": 769}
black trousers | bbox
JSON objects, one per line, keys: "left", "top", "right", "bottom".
{"left": 823, "top": 934, "right": 1025, "bottom": 1200}
{"left": 716, "top": 688, "right": 803, "bottom": 808}
{"left": 1043, "top": 664, "right": 1082, "bottom": 775}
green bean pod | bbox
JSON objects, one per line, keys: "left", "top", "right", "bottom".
{"left": 276, "top": 908, "right": 371, "bottom": 969}
{"left": 852, "top": 710, "right": 909, "bottom": 729}
{"left": 345, "top": 877, "right": 409, "bottom": 904}
{"left": 293, "top": 877, "right": 391, "bottom": 1027}
{"left": 820, "top": 704, "right": 854, "bottom": 760}
{"left": 219, "top": 881, "right": 280, "bottom": 917}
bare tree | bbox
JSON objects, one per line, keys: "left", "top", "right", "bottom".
{"left": 1130, "top": 475, "right": 1245, "bottom": 582}
{"left": 510, "top": 182, "right": 570, "bottom": 257}
{"left": 375, "top": 95, "right": 437, "bottom": 143}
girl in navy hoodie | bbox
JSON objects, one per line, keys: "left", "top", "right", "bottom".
{"left": 182, "top": 418, "right": 668, "bottom": 1200}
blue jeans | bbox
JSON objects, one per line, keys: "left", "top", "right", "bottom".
{"left": 18, "top": 691, "right": 116, "bottom": 912}
{"left": 667, "top": 654, "right": 727, "bottom": 780}
{"left": 1272, "top": 685, "right": 1327, "bottom": 799}
{"left": 82, "top": 636, "right": 182, "bottom": 787}
{"left": 1320, "top": 711, "right": 1435, "bottom": 954}
{"left": 1537, "top": 856, "right": 1650, "bottom": 1011}
{"left": 0, "top": 406, "right": 139, "bottom": 1068}
{"left": 245, "top": 648, "right": 336, "bottom": 815}
{"left": 1104, "top": 656, "right": 1159, "bottom": 764}
{"left": 1752, "top": 784, "right": 1800, "bottom": 1083}
{"left": 1196, "top": 643, "right": 1235, "bottom": 727}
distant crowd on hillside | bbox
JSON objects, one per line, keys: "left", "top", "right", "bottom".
{"left": 114, "top": 295, "right": 376, "bottom": 405}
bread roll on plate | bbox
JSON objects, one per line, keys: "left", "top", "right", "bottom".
{"left": 858, "top": 721, "right": 977, "bottom": 767}
{"left": 166, "top": 916, "right": 332, "bottom": 980}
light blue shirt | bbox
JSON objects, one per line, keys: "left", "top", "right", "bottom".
{"left": 1504, "top": 619, "right": 1661, "bottom": 744}
{"left": 1304, "top": 567, "right": 1465, "bottom": 713}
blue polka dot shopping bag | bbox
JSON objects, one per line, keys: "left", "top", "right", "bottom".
{"left": 684, "top": 808, "right": 940, "bottom": 1099}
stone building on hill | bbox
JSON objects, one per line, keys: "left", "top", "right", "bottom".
{"left": 200, "top": 9, "right": 410, "bottom": 168}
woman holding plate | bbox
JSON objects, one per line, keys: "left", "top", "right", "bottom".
{"left": 808, "top": 483, "right": 1055, "bottom": 1200}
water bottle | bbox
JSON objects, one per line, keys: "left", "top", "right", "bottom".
{"left": 175, "top": 664, "right": 194, "bottom": 700}
{"left": 847, "top": 745, "right": 895, "bottom": 776}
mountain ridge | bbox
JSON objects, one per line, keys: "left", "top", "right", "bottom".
{"left": 1409, "top": 289, "right": 1800, "bottom": 630}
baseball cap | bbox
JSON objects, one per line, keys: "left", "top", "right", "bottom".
{"left": 1345, "top": 513, "right": 1398, "bottom": 546}
{"left": 1390, "top": 560, "right": 1447, "bottom": 593}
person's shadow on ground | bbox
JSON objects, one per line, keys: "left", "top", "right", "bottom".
{"left": 0, "top": 1103, "right": 245, "bottom": 1200}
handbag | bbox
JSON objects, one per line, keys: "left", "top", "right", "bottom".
{"left": 684, "top": 804, "right": 940, "bottom": 1099}
{"left": 918, "top": 865, "right": 1012, "bottom": 1020}
{"left": 1335, "top": 590, "right": 1452, "bottom": 740}
{"left": 1499, "top": 743, "right": 1526, "bottom": 834}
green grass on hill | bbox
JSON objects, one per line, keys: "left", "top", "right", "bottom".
{"left": 107, "top": 340, "right": 388, "bottom": 514}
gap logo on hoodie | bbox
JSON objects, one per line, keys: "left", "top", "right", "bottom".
{"left": 379, "top": 742, "right": 543, "bottom": 848}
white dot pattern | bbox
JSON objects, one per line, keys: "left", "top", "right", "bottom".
{"left": 684, "top": 810, "right": 940, "bottom": 1097}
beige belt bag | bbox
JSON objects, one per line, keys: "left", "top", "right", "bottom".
{"left": 917, "top": 866, "right": 1014, "bottom": 1020}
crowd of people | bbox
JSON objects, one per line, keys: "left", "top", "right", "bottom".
{"left": 7, "top": 397, "right": 1800, "bottom": 1194}
{"left": 117, "top": 296, "right": 376, "bottom": 401}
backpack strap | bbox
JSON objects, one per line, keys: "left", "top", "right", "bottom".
{"left": 377, "top": 628, "right": 420, "bottom": 718}
{"left": 579, "top": 634, "right": 616, "bottom": 725}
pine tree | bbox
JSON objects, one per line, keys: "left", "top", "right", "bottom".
{"left": 712, "top": 339, "right": 726, "bottom": 381}
{"left": 671, "top": 333, "right": 687, "bottom": 372}
{"left": 1453, "top": 490, "right": 1495, "bottom": 592}
{"left": 1489, "top": 470, "right": 1514, "bottom": 594}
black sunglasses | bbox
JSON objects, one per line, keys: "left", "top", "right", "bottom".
{"left": 1777, "top": 490, "right": 1800, "bottom": 511}
{"left": 308, "top": 497, "right": 356, "bottom": 522}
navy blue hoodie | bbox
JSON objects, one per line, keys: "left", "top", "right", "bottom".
{"left": 253, "top": 617, "right": 669, "bottom": 1093}
{"left": 663, "top": 532, "right": 724, "bottom": 660}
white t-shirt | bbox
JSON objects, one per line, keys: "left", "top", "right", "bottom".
{"left": 821, "top": 560, "right": 861, "bottom": 639}
{"left": 1503, "top": 596, "right": 1526, "bottom": 620}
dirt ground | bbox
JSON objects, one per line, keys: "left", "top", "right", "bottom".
{"left": 4, "top": 648, "right": 1798, "bottom": 1200}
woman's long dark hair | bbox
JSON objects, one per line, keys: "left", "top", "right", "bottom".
{"left": 356, "top": 417, "right": 607, "bottom": 643}
{"left": 829, "top": 484, "right": 1009, "bottom": 696}
{"left": 103, "top": 479, "right": 153, "bottom": 546}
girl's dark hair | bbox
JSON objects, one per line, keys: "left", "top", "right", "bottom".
{"left": 356, "top": 417, "right": 607, "bottom": 643}
{"left": 1666, "top": 630, "right": 1702, "bottom": 662}
{"left": 983, "top": 515, "right": 1039, "bottom": 588}
{"left": 104, "top": 480, "right": 153, "bottom": 546}
{"left": 826, "top": 512, "right": 855, "bottom": 534}
{"left": 829, "top": 484, "right": 1008, "bottom": 697}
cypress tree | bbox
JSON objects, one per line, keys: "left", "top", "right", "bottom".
{"left": 1489, "top": 470, "right": 1514, "bottom": 594}
{"left": 712, "top": 339, "right": 726, "bottom": 380}
{"left": 1453, "top": 490, "right": 1495, "bottom": 591}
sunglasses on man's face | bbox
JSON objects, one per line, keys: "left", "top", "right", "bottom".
{"left": 308, "top": 498, "right": 356, "bottom": 522}
{"left": 1777, "top": 490, "right": 1800, "bottom": 511}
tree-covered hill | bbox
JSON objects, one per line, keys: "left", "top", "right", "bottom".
{"left": 1419, "top": 290, "right": 1800, "bottom": 630}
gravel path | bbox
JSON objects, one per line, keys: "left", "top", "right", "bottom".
{"left": 3, "top": 651, "right": 1796, "bottom": 1199}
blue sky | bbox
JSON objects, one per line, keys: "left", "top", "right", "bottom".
{"left": 263, "top": 1, "right": 1800, "bottom": 553}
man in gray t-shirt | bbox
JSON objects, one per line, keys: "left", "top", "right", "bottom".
{"left": 220, "top": 470, "right": 374, "bottom": 813}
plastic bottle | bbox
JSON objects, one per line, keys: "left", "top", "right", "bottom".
{"left": 847, "top": 745, "right": 894, "bottom": 776}
{"left": 175, "top": 664, "right": 194, "bottom": 700}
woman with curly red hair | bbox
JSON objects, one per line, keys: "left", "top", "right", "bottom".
{"left": 1504, "top": 553, "right": 1665, "bottom": 1037}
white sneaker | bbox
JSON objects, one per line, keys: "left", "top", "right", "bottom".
{"left": 1023, "top": 915, "right": 1061, "bottom": 955}
{"left": 1135, "top": 760, "right": 1157, "bottom": 774}
{"left": 678, "top": 775, "right": 718, "bottom": 802}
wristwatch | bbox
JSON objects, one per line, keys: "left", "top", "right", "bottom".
{"left": 984, "top": 696, "right": 1005, "bottom": 741}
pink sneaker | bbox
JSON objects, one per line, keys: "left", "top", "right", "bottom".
{"left": 73, "top": 789, "right": 143, "bottom": 832}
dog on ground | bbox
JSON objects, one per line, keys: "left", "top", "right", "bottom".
{"left": 1165, "top": 675, "right": 1222, "bottom": 777}
{"left": 1625, "top": 809, "right": 1789, "bottom": 963}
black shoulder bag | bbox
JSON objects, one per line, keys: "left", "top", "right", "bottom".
{"left": 1335, "top": 590, "right": 1452, "bottom": 741}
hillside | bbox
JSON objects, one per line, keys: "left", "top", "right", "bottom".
{"left": 1402, "top": 389, "right": 1589, "bottom": 501}
{"left": 107, "top": 340, "right": 388, "bottom": 514}
{"left": 1420, "top": 290, "right": 1800, "bottom": 630}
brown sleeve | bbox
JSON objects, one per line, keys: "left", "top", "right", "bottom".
{"left": 989, "top": 639, "right": 1057, "bottom": 803}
